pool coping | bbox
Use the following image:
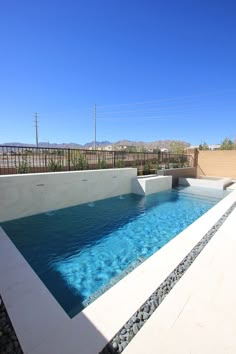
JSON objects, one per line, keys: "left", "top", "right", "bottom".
{"left": 1, "top": 189, "right": 236, "bottom": 354}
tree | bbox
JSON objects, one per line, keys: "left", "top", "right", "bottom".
{"left": 169, "top": 141, "right": 187, "bottom": 154}
{"left": 126, "top": 146, "right": 138, "bottom": 152}
{"left": 137, "top": 145, "right": 146, "bottom": 152}
{"left": 199, "top": 142, "right": 209, "bottom": 150}
{"left": 220, "top": 137, "right": 234, "bottom": 150}
{"left": 153, "top": 147, "right": 161, "bottom": 153}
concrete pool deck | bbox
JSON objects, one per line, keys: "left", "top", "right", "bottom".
{"left": 1, "top": 188, "right": 236, "bottom": 353}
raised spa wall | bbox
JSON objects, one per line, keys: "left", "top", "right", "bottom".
{"left": 0, "top": 169, "right": 173, "bottom": 222}
{"left": 131, "top": 176, "right": 172, "bottom": 195}
{"left": 179, "top": 176, "right": 232, "bottom": 190}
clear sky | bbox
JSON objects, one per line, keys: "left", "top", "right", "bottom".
{"left": 1, "top": 0, "right": 236, "bottom": 145}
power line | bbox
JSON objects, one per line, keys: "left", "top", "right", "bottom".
{"left": 97, "top": 90, "right": 236, "bottom": 110}
{"left": 37, "top": 89, "right": 236, "bottom": 118}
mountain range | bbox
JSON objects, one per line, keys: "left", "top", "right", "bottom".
{"left": 1, "top": 139, "right": 191, "bottom": 149}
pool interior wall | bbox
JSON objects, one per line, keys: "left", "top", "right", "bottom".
{"left": 0, "top": 168, "right": 137, "bottom": 222}
{"left": 0, "top": 187, "right": 228, "bottom": 317}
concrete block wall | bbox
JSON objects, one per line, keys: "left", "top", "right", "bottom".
{"left": 197, "top": 151, "right": 236, "bottom": 179}
{"left": 0, "top": 168, "right": 137, "bottom": 222}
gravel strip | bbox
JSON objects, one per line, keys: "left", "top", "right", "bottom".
{"left": 100, "top": 201, "right": 236, "bottom": 354}
{"left": 0, "top": 297, "right": 23, "bottom": 354}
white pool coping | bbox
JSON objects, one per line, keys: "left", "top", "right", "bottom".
{"left": 227, "top": 182, "right": 236, "bottom": 190}
{"left": 1, "top": 189, "right": 236, "bottom": 354}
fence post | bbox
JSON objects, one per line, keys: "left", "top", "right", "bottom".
{"left": 68, "top": 149, "right": 71, "bottom": 171}
{"left": 113, "top": 151, "right": 116, "bottom": 168}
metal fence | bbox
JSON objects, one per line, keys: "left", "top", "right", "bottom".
{"left": 0, "top": 145, "right": 194, "bottom": 175}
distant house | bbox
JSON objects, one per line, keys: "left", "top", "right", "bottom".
{"left": 104, "top": 145, "right": 113, "bottom": 151}
{"left": 208, "top": 144, "right": 220, "bottom": 150}
{"left": 115, "top": 145, "right": 132, "bottom": 150}
{"left": 188, "top": 145, "right": 199, "bottom": 149}
{"left": 115, "top": 145, "right": 128, "bottom": 151}
{"left": 160, "top": 148, "right": 168, "bottom": 152}
{"left": 189, "top": 144, "right": 221, "bottom": 151}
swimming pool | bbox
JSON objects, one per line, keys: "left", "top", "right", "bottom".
{"left": 1, "top": 187, "right": 228, "bottom": 317}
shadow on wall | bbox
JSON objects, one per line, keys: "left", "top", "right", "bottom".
{"left": 197, "top": 164, "right": 206, "bottom": 177}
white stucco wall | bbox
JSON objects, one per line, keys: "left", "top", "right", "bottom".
{"left": 132, "top": 176, "right": 172, "bottom": 195}
{"left": 0, "top": 168, "right": 137, "bottom": 222}
{"left": 179, "top": 177, "right": 231, "bottom": 190}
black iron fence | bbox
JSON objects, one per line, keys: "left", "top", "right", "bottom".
{"left": 0, "top": 145, "right": 194, "bottom": 175}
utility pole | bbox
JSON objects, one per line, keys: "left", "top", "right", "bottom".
{"left": 35, "top": 112, "right": 39, "bottom": 147}
{"left": 94, "top": 104, "right": 97, "bottom": 150}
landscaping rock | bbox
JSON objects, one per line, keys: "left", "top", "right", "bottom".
{"left": 132, "top": 323, "right": 139, "bottom": 335}
{"left": 0, "top": 296, "right": 23, "bottom": 354}
{"left": 142, "top": 311, "right": 149, "bottom": 320}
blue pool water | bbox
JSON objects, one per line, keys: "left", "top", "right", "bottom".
{"left": 1, "top": 187, "right": 227, "bottom": 317}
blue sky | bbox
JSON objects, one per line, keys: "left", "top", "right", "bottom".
{"left": 1, "top": 0, "right": 236, "bottom": 145}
